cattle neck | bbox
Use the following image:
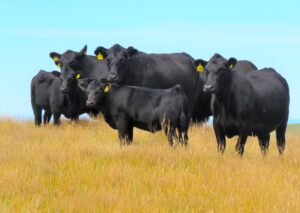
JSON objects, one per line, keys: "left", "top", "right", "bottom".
{"left": 98, "top": 84, "right": 120, "bottom": 111}
{"left": 213, "top": 71, "right": 232, "bottom": 103}
{"left": 65, "top": 82, "right": 85, "bottom": 106}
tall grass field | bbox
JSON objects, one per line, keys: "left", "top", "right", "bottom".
{"left": 0, "top": 118, "right": 299, "bottom": 212}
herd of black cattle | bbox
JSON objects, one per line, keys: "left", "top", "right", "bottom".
{"left": 31, "top": 44, "right": 290, "bottom": 155}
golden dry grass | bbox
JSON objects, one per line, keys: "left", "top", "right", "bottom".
{"left": 0, "top": 118, "right": 299, "bottom": 212}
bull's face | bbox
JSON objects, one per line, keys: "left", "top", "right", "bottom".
{"left": 94, "top": 45, "right": 138, "bottom": 83}
{"left": 50, "top": 46, "right": 87, "bottom": 92}
{"left": 85, "top": 80, "right": 109, "bottom": 107}
{"left": 195, "top": 54, "right": 237, "bottom": 94}
{"left": 52, "top": 68, "right": 80, "bottom": 93}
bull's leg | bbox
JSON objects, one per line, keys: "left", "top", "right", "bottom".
{"left": 167, "top": 127, "right": 176, "bottom": 146}
{"left": 32, "top": 105, "right": 42, "bottom": 127}
{"left": 183, "top": 120, "right": 189, "bottom": 146}
{"left": 178, "top": 125, "right": 189, "bottom": 146}
{"left": 258, "top": 134, "right": 270, "bottom": 155}
{"left": 163, "top": 125, "right": 169, "bottom": 137}
{"left": 116, "top": 119, "right": 131, "bottom": 146}
{"left": 213, "top": 121, "right": 226, "bottom": 153}
{"left": 276, "top": 119, "right": 287, "bottom": 155}
{"left": 127, "top": 125, "right": 133, "bottom": 145}
{"left": 43, "top": 110, "right": 52, "bottom": 125}
{"left": 177, "top": 129, "right": 184, "bottom": 144}
{"left": 89, "top": 109, "right": 99, "bottom": 118}
{"left": 235, "top": 133, "right": 248, "bottom": 156}
{"left": 71, "top": 116, "right": 79, "bottom": 123}
{"left": 183, "top": 130, "right": 189, "bottom": 146}
{"left": 53, "top": 113, "right": 61, "bottom": 126}
{"left": 117, "top": 130, "right": 127, "bottom": 146}
{"left": 162, "top": 117, "right": 170, "bottom": 138}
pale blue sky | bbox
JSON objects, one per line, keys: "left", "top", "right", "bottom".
{"left": 0, "top": 0, "right": 299, "bottom": 122}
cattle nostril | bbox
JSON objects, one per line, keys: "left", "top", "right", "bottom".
{"left": 203, "top": 85, "right": 214, "bottom": 93}
{"left": 86, "top": 100, "right": 95, "bottom": 106}
{"left": 60, "top": 87, "right": 68, "bottom": 92}
{"left": 107, "top": 74, "right": 118, "bottom": 82}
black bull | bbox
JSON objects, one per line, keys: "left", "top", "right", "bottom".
{"left": 197, "top": 54, "right": 289, "bottom": 155}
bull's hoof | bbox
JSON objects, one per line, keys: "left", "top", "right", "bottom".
{"left": 236, "top": 149, "right": 244, "bottom": 157}
{"left": 278, "top": 146, "right": 285, "bottom": 155}
{"left": 235, "top": 143, "right": 244, "bottom": 156}
{"left": 126, "top": 140, "right": 133, "bottom": 145}
{"left": 260, "top": 148, "right": 268, "bottom": 156}
{"left": 218, "top": 144, "right": 226, "bottom": 153}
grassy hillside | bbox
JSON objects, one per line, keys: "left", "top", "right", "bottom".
{"left": 0, "top": 118, "right": 299, "bottom": 212}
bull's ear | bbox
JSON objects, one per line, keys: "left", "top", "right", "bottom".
{"left": 94, "top": 46, "right": 108, "bottom": 60}
{"left": 194, "top": 59, "right": 207, "bottom": 73}
{"left": 51, "top": 71, "right": 61, "bottom": 77}
{"left": 78, "top": 45, "right": 87, "bottom": 57}
{"left": 50, "top": 52, "right": 61, "bottom": 61}
{"left": 126, "top": 46, "right": 138, "bottom": 57}
{"left": 50, "top": 52, "right": 62, "bottom": 67}
{"left": 227, "top": 58, "right": 237, "bottom": 70}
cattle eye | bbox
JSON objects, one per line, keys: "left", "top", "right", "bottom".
{"left": 119, "top": 59, "right": 124, "bottom": 64}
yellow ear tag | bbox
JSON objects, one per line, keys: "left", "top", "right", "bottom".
{"left": 57, "top": 63, "right": 61, "bottom": 68}
{"left": 53, "top": 56, "right": 59, "bottom": 62}
{"left": 196, "top": 64, "right": 204, "bottom": 72}
{"left": 97, "top": 53, "right": 104, "bottom": 60}
{"left": 229, "top": 64, "right": 234, "bottom": 69}
{"left": 76, "top": 73, "right": 81, "bottom": 79}
{"left": 104, "top": 85, "right": 110, "bottom": 93}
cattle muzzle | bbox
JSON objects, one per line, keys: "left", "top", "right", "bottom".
{"left": 107, "top": 73, "right": 118, "bottom": 83}
{"left": 60, "top": 86, "right": 68, "bottom": 93}
{"left": 86, "top": 100, "right": 96, "bottom": 107}
{"left": 203, "top": 84, "right": 214, "bottom": 93}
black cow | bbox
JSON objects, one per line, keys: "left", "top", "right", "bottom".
{"left": 49, "top": 45, "right": 108, "bottom": 91}
{"left": 82, "top": 80, "right": 190, "bottom": 145}
{"left": 31, "top": 70, "right": 94, "bottom": 126}
{"left": 93, "top": 44, "right": 210, "bottom": 123}
{"left": 196, "top": 54, "right": 289, "bottom": 155}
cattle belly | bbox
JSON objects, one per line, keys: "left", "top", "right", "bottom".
{"left": 133, "top": 121, "right": 162, "bottom": 133}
